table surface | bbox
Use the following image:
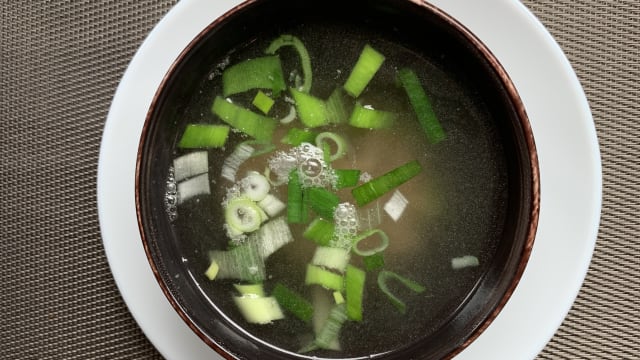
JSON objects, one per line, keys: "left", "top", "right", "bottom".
{"left": 1, "top": 1, "right": 638, "bottom": 359}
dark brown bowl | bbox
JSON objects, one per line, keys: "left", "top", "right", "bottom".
{"left": 136, "top": 0, "right": 539, "bottom": 359}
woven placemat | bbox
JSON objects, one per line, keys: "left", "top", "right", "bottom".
{"left": 1, "top": 1, "right": 638, "bottom": 359}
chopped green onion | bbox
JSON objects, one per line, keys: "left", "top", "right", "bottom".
{"left": 377, "top": 270, "right": 426, "bottom": 314}
{"left": 305, "top": 187, "right": 340, "bottom": 220}
{"left": 177, "top": 124, "right": 230, "bottom": 148}
{"left": 212, "top": 96, "right": 277, "bottom": 142}
{"left": 258, "top": 194, "right": 286, "bottom": 217}
{"left": 222, "top": 55, "right": 286, "bottom": 97}
{"left": 234, "top": 283, "right": 265, "bottom": 297}
{"left": 234, "top": 295, "right": 284, "bottom": 324}
{"left": 287, "top": 170, "right": 308, "bottom": 224}
{"left": 333, "top": 291, "right": 345, "bottom": 305}
{"left": 334, "top": 169, "right": 361, "bottom": 189}
{"left": 204, "top": 260, "right": 219, "bottom": 280}
{"left": 397, "top": 68, "right": 446, "bottom": 144}
{"left": 343, "top": 44, "right": 385, "bottom": 98}
{"left": 252, "top": 90, "right": 275, "bottom": 114}
{"left": 279, "top": 105, "right": 297, "bottom": 124}
{"left": 451, "top": 255, "right": 480, "bottom": 269}
{"left": 348, "top": 102, "right": 395, "bottom": 129}
{"left": 303, "top": 218, "right": 335, "bottom": 246}
{"left": 325, "top": 87, "right": 351, "bottom": 124}
{"left": 221, "top": 143, "right": 254, "bottom": 182}
{"left": 248, "top": 216, "right": 293, "bottom": 259}
{"left": 240, "top": 171, "right": 271, "bottom": 202}
{"left": 345, "top": 265, "right": 365, "bottom": 321}
{"left": 313, "top": 303, "right": 348, "bottom": 350}
{"left": 173, "top": 151, "right": 208, "bottom": 182}
{"left": 290, "top": 88, "right": 328, "bottom": 128}
{"left": 272, "top": 283, "right": 313, "bottom": 323}
{"left": 363, "top": 252, "right": 385, "bottom": 271}
{"left": 225, "top": 197, "right": 264, "bottom": 233}
{"left": 177, "top": 173, "right": 210, "bottom": 204}
{"left": 351, "top": 160, "right": 422, "bottom": 206}
{"left": 265, "top": 35, "right": 312, "bottom": 93}
{"left": 208, "top": 242, "right": 266, "bottom": 283}
{"left": 281, "top": 128, "right": 317, "bottom": 146}
{"left": 305, "top": 264, "right": 344, "bottom": 291}
{"left": 352, "top": 229, "right": 389, "bottom": 257}
{"left": 311, "top": 246, "right": 351, "bottom": 273}
{"left": 315, "top": 132, "right": 347, "bottom": 162}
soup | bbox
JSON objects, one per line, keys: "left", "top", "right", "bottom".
{"left": 137, "top": 1, "right": 535, "bottom": 359}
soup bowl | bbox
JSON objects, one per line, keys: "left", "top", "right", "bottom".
{"left": 136, "top": 0, "right": 540, "bottom": 359}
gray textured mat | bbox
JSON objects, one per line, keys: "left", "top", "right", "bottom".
{"left": 1, "top": 1, "right": 638, "bottom": 359}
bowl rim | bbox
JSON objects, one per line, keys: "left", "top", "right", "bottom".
{"left": 135, "top": 0, "right": 540, "bottom": 358}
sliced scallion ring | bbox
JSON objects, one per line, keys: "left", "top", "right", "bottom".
{"left": 225, "top": 197, "right": 263, "bottom": 233}
{"left": 352, "top": 229, "right": 389, "bottom": 257}
{"left": 315, "top": 132, "right": 347, "bottom": 162}
{"left": 241, "top": 171, "right": 271, "bottom": 202}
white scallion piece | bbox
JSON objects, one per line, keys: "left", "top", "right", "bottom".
{"left": 383, "top": 190, "right": 409, "bottom": 222}
{"left": 258, "top": 194, "right": 286, "bottom": 217}
{"left": 222, "top": 143, "right": 254, "bottom": 182}
{"left": 311, "top": 247, "right": 351, "bottom": 273}
{"left": 279, "top": 105, "right": 297, "bottom": 124}
{"left": 233, "top": 295, "right": 284, "bottom": 324}
{"left": 177, "top": 173, "right": 210, "bottom": 204}
{"left": 451, "top": 255, "right": 480, "bottom": 270}
{"left": 249, "top": 216, "right": 293, "bottom": 259}
{"left": 173, "top": 151, "right": 208, "bottom": 182}
{"left": 241, "top": 171, "right": 271, "bottom": 202}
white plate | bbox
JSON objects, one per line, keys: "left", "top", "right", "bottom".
{"left": 97, "top": 0, "right": 601, "bottom": 359}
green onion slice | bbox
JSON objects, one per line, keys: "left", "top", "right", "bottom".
{"left": 177, "top": 124, "right": 230, "bottom": 149}
{"left": 351, "top": 160, "right": 422, "bottom": 206}
{"left": 397, "top": 67, "right": 446, "bottom": 144}
{"left": 303, "top": 218, "right": 336, "bottom": 246}
{"left": 348, "top": 102, "right": 395, "bottom": 129}
{"left": 222, "top": 55, "right": 286, "bottom": 97}
{"left": 252, "top": 90, "right": 275, "bottom": 114}
{"left": 290, "top": 88, "right": 328, "bottom": 128}
{"left": 363, "top": 252, "right": 385, "bottom": 271}
{"left": 281, "top": 128, "right": 317, "bottom": 146}
{"left": 315, "top": 132, "right": 347, "bottom": 162}
{"left": 234, "top": 283, "right": 265, "bottom": 297}
{"left": 233, "top": 295, "right": 284, "bottom": 324}
{"left": 305, "top": 187, "right": 340, "bottom": 220}
{"left": 343, "top": 44, "right": 385, "bottom": 98}
{"left": 266, "top": 34, "right": 313, "bottom": 93}
{"left": 325, "top": 87, "right": 351, "bottom": 124}
{"left": 352, "top": 229, "right": 389, "bottom": 257}
{"left": 305, "top": 264, "right": 344, "bottom": 291}
{"left": 287, "top": 170, "right": 308, "bottom": 224}
{"left": 208, "top": 242, "right": 266, "bottom": 283}
{"left": 212, "top": 96, "right": 277, "bottom": 142}
{"left": 377, "top": 270, "right": 426, "bottom": 314}
{"left": 225, "top": 197, "right": 263, "bottom": 233}
{"left": 311, "top": 246, "right": 351, "bottom": 273}
{"left": 272, "top": 283, "right": 313, "bottom": 323}
{"left": 345, "top": 265, "right": 365, "bottom": 321}
{"left": 334, "top": 169, "right": 361, "bottom": 189}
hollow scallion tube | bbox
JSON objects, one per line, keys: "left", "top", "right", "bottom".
{"left": 177, "top": 124, "right": 230, "bottom": 148}
{"left": 212, "top": 96, "right": 277, "bottom": 142}
{"left": 222, "top": 55, "right": 286, "bottom": 97}
{"left": 290, "top": 88, "right": 328, "bottom": 127}
{"left": 377, "top": 270, "right": 426, "bottom": 314}
{"left": 343, "top": 44, "right": 385, "bottom": 98}
{"left": 397, "top": 68, "right": 445, "bottom": 144}
{"left": 348, "top": 102, "right": 395, "bottom": 129}
{"left": 266, "top": 34, "right": 313, "bottom": 93}
{"left": 272, "top": 283, "right": 314, "bottom": 323}
{"left": 351, "top": 160, "right": 422, "bottom": 206}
